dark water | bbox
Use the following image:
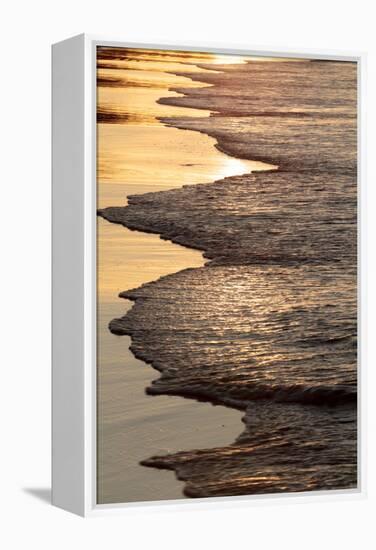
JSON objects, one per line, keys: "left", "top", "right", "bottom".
{"left": 98, "top": 50, "right": 357, "bottom": 498}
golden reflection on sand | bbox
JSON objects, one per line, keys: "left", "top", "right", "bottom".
{"left": 97, "top": 124, "right": 271, "bottom": 192}
{"left": 97, "top": 46, "right": 277, "bottom": 344}
{"left": 97, "top": 218, "right": 204, "bottom": 300}
{"left": 96, "top": 47, "right": 277, "bottom": 502}
{"left": 97, "top": 46, "right": 357, "bottom": 502}
{"left": 214, "top": 55, "right": 305, "bottom": 63}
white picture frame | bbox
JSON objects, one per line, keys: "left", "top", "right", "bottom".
{"left": 52, "top": 34, "right": 366, "bottom": 517}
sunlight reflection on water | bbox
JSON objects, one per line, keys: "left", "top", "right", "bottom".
{"left": 97, "top": 47, "right": 264, "bottom": 503}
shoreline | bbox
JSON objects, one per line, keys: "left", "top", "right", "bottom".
{"left": 156, "top": 60, "right": 357, "bottom": 174}
{"left": 96, "top": 52, "right": 265, "bottom": 503}
{"left": 98, "top": 57, "right": 357, "bottom": 497}
{"left": 97, "top": 219, "right": 244, "bottom": 504}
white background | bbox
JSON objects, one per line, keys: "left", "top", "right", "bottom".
{"left": 1, "top": 0, "right": 375, "bottom": 548}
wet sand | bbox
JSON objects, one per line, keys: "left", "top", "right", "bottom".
{"left": 96, "top": 50, "right": 272, "bottom": 503}
{"left": 98, "top": 217, "right": 247, "bottom": 503}
{"left": 99, "top": 57, "right": 357, "bottom": 498}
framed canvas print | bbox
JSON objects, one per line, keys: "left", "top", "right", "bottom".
{"left": 52, "top": 34, "right": 365, "bottom": 516}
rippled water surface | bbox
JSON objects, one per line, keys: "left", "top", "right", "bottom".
{"left": 97, "top": 47, "right": 357, "bottom": 501}
{"left": 97, "top": 48, "right": 272, "bottom": 503}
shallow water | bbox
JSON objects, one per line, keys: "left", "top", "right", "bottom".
{"left": 98, "top": 52, "right": 357, "bottom": 498}
{"left": 96, "top": 49, "right": 272, "bottom": 503}
{"left": 97, "top": 296, "right": 244, "bottom": 503}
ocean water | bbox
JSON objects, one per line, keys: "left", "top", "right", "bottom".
{"left": 97, "top": 48, "right": 357, "bottom": 498}
{"left": 96, "top": 48, "right": 272, "bottom": 503}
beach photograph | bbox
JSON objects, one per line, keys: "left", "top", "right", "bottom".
{"left": 96, "top": 46, "right": 357, "bottom": 504}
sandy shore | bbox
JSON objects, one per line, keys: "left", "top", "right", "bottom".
{"left": 99, "top": 59, "right": 357, "bottom": 498}
{"left": 97, "top": 283, "right": 242, "bottom": 503}
{"left": 96, "top": 49, "right": 273, "bottom": 504}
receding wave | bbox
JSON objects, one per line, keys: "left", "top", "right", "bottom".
{"left": 97, "top": 53, "right": 357, "bottom": 497}
{"left": 98, "top": 169, "right": 356, "bottom": 266}
{"left": 140, "top": 400, "right": 357, "bottom": 497}
{"left": 104, "top": 263, "right": 356, "bottom": 414}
